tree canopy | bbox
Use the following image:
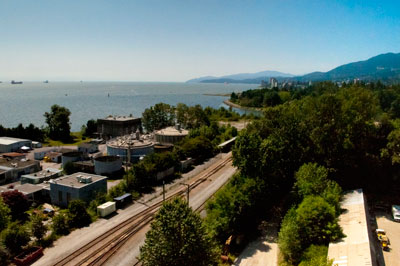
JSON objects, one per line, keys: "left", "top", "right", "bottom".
{"left": 140, "top": 198, "right": 218, "bottom": 266}
{"left": 44, "top": 104, "right": 71, "bottom": 141}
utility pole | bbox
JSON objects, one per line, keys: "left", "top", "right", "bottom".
{"left": 181, "top": 183, "right": 190, "bottom": 204}
{"left": 163, "top": 180, "right": 165, "bottom": 202}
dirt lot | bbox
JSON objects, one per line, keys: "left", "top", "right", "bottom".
{"left": 376, "top": 210, "right": 400, "bottom": 266}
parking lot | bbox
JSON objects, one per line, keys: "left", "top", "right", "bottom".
{"left": 376, "top": 210, "right": 400, "bottom": 265}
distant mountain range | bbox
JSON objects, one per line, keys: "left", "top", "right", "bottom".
{"left": 186, "top": 70, "right": 294, "bottom": 84}
{"left": 187, "top": 52, "right": 400, "bottom": 84}
{"left": 296, "top": 52, "right": 400, "bottom": 82}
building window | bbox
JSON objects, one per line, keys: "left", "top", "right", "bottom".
{"left": 58, "top": 191, "right": 62, "bottom": 203}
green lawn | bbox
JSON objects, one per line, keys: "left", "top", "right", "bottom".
{"left": 43, "top": 132, "right": 91, "bottom": 147}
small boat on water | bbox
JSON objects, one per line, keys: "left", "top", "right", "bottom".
{"left": 11, "top": 80, "right": 23, "bottom": 84}
{"left": 44, "top": 80, "right": 49, "bottom": 83}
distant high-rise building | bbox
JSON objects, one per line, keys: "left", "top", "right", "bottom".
{"left": 270, "top": 77, "right": 278, "bottom": 88}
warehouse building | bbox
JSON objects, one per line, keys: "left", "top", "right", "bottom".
{"left": 97, "top": 115, "right": 142, "bottom": 140}
{"left": 0, "top": 137, "right": 32, "bottom": 153}
{"left": 154, "top": 125, "right": 188, "bottom": 145}
{"left": 49, "top": 172, "right": 107, "bottom": 207}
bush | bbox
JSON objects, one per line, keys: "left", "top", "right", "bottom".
{"left": 30, "top": 214, "right": 48, "bottom": 242}
{"left": 68, "top": 200, "right": 91, "bottom": 228}
{"left": 299, "top": 245, "right": 333, "bottom": 266}
{"left": 51, "top": 213, "right": 70, "bottom": 235}
{"left": 2, "top": 222, "right": 30, "bottom": 255}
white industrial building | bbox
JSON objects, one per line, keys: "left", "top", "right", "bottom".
{"left": 0, "top": 137, "right": 32, "bottom": 153}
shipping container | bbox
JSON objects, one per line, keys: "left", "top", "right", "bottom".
{"left": 97, "top": 201, "right": 116, "bottom": 217}
{"left": 114, "top": 193, "right": 133, "bottom": 209}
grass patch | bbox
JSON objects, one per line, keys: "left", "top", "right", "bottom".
{"left": 43, "top": 132, "right": 91, "bottom": 146}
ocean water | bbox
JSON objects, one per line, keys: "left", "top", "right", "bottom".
{"left": 0, "top": 82, "right": 258, "bottom": 131}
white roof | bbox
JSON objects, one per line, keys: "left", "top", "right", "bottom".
{"left": 98, "top": 201, "right": 116, "bottom": 209}
{"left": 0, "top": 137, "right": 30, "bottom": 145}
{"left": 328, "top": 189, "right": 373, "bottom": 266}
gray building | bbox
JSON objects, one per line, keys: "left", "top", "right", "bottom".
{"left": 0, "top": 137, "right": 32, "bottom": 153}
{"left": 97, "top": 116, "right": 142, "bottom": 140}
{"left": 49, "top": 172, "right": 107, "bottom": 207}
{"left": 0, "top": 158, "right": 41, "bottom": 184}
{"left": 78, "top": 143, "right": 98, "bottom": 154}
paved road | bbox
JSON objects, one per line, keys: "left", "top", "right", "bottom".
{"left": 234, "top": 222, "right": 278, "bottom": 266}
{"left": 33, "top": 152, "right": 235, "bottom": 266}
{"left": 376, "top": 211, "right": 400, "bottom": 266}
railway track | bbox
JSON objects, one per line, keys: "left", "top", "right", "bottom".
{"left": 53, "top": 154, "right": 233, "bottom": 266}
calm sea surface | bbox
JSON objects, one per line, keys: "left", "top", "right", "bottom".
{"left": 0, "top": 82, "right": 258, "bottom": 131}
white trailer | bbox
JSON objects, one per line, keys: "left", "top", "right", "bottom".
{"left": 97, "top": 201, "right": 116, "bottom": 217}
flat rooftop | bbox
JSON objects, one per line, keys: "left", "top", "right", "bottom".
{"left": 50, "top": 172, "right": 107, "bottom": 188}
{"left": 0, "top": 136, "right": 30, "bottom": 145}
{"left": 327, "top": 189, "right": 374, "bottom": 266}
{"left": 107, "top": 134, "right": 154, "bottom": 149}
{"left": 99, "top": 116, "right": 140, "bottom": 122}
{"left": 22, "top": 168, "right": 62, "bottom": 179}
{"left": 0, "top": 183, "right": 44, "bottom": 195}
{"left": 0, "top": 158, "right": 39, "bottom": 169}
{"left": 155, "top": 126, "right": 189, "bottom": 136}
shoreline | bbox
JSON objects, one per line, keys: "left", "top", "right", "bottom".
{"left": 223, "top": 99, "right": 263, "bottom": 112}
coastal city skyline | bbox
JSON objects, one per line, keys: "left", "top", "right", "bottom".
{"left": 1, "top": 0, "right": 399, "bottom": 81}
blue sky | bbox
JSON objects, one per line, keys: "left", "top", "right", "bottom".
{"left": 0, "top": 0, "right": 399, "bottom": 81}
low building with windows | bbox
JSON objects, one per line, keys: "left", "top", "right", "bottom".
{"left": 49, "top": 172, "right": 107, "bottom": 207}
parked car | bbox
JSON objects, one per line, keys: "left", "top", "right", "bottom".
{"left": 392, "top": 205, "right": 400, "bottom": 222}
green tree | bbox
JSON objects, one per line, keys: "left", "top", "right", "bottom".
{"left": 44, "top": 104, "right": 71, "bottom": 141}
{"left": 142, "top": 103, "right": 175, "bottom": 132}
{"left": 232, "top": 131, "right": 262, "bottom": 178}
{"left": 0, "top": 197, "right": 10, "bottom": 232}
{"left": 140, "top": 198, "right": 218, "bottom": 266}
{"left": 68, "top": 200, "right": 91, "bottom": 228}
{"left": 30, "top": 214, "right": 47, "bottom": 242}
{"left": 2, "top": 222, "right": 30, "bottom": 255}
{"left": 296, "top": 196, "right": 343, "bottom": 245}
{"left": 278, "top": 208, "right": 304, "bottom": 264}
{"left": 51, "top": 213, "right": 70, "bottom": 235}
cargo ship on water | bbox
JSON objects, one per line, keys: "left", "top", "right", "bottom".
{"left": 11, "top": 80, "right": 23, "bottom": 84}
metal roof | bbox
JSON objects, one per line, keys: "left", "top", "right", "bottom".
{"left": 0, "top": 137, "right": 30, "bottom": 145}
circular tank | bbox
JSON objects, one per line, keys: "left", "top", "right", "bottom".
{"left": 94, "top": 155, "right": 122, "bottom": 175}
{"left": 106, "top": 135, "right": 154, "bottom": 163}
{"left": 154, "top": 126, "right": 189, "bottom": 145}
{"left": 61, "top": 151, "right": 84, "bottom": 167}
